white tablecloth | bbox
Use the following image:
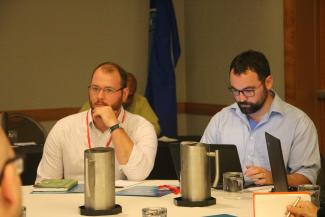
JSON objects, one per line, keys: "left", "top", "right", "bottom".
{"left": 23, "top": 180, "right": 253, "bottom": 217}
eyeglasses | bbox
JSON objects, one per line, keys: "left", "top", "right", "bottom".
{"left": 228, "top": 83, "right": 263, "bottom": 97}
{"left": 88, "top": 85, "right": 124, "bottom": 96}
{"left": 0, "top": 155, "right": 24, "bottom": 185}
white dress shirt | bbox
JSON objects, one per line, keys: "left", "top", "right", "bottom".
{"left": 36, "top": 107, "right": 157, "bottom": 182}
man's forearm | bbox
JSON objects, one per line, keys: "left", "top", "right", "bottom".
{"left": 287, "top": 173, "right": 311, "bottom": 186}
{"left": 111, "top": 128, "right": 134, "bottom": 165}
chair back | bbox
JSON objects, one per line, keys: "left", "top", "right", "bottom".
{"left": 6, "top": 112, "right": 46, "bottom": 145}
{"left": 317, "top": 153, "right": 325, "bottom": 203}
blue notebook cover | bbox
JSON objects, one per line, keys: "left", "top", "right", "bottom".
{"left": 116, "top": 186, "right": 172, "bottom": 197}
{"left": 32, "top": 185, "right": 172, "bottom": 197}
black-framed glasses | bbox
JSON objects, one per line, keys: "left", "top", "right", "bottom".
{"left": 0, "top": 155, "right": 24, "bottom": 185}
{"left": 88, "top": 85, "right": 124, "bottom": 96}
{"left": 228, "top": 83, "right": 263, "bottom": 97}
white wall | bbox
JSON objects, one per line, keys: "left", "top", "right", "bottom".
{"left": 0, "top": 0, "right": 149, "bottom": 111}
{"left": 182, "top": 0, "right": 284, "bottom": 135}
{"left": 0, "top": 0, "right": 284, "bottom": 136}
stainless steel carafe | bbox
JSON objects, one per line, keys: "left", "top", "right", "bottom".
{"left": 84, "top": 147, "right": 115, "bottom": 210}
{"left": 180, "top": 142, "right": 219, "bottom": 202}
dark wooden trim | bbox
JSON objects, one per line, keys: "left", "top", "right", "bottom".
{"left": 284, "top": 0, "right": 296, "bottom": 104}
{"left": 1, "top": 103, "right": 226, "bottom": 122}
{"left": 177, "top": 102, "right": 187, "bottom": 113}
{"left": 1, "top": 108, "right": 80, "bottom": 122}
{"left": 178, "top": 102, "right": 225, "bottom": 116}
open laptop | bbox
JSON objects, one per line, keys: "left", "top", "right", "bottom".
{"left": 169, "top": 143, "right": 243, "bottom": 189}
{"left": 265, "top": 132, "right": 290, "bottom": 192}
{"left": 208, "top": 144, "right": 243, "bottom": 189}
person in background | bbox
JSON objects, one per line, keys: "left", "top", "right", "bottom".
{"left": 80, "top": 72, "right": 161, "bottom": 136}
{"left": 37, "top": 62, "right": 157, "bottom": 182}
{"left": 0, "top": 127, "right": 22, "bottom": 217}
{"left": 201, "top": 50, "right": 320, "bottom": 186}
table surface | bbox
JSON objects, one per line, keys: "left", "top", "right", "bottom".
{"left": 23, "top": 180, "right": 254, "bottom": 217}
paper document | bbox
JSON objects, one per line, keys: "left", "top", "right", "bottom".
{"left": 243, "top": 185, "right": 273, "bottom": 193}
{"left": 253, "top": 192, "right": 311, "bottom": 217}
{"left": 32, "top": 184, "right": 84, "bottom": 194}
{"left": 158, "top": 136, "right": 178, "bottom": 142}
{"left": 204, "top": 215, "right": 237, "bottom": 217}
{"left": 115, "top": 180, "right": 143, "bottom": 188}
{"left": 13, "top": 142, "right": 38, "bottom": 146}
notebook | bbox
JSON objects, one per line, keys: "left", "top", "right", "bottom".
{"left": 253, "top": 192, "right": 311, "bottom": 217}
{"left": 265, "top": 132, "right": 289, "bottom": 192}
{"left": 33, "top": 179, "right": 78, "bottom": 192}
{"left": 116, "top": 186, "right": 172, "bottom": 197}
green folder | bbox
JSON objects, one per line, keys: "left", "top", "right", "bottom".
{"left": 33, "top": 179, "right": 78, "bottom": 192}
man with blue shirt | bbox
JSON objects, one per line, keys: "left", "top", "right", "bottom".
{"left": 201, "top": 50, "right": 320, "bottom": 186}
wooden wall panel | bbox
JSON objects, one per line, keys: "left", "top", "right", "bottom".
{"left": 284, "top": 0, "right": 325, "bottom": 154}
{"left": 318, "top": 0, "right": 325, "bottom": 154}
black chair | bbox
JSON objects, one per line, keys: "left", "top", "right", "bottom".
{"left": 6, "top": 112, "right": 46, "bottom": 145}
{"left": 317, "top": 153, "right": 325, "bottom": 203}
{"left": 147, "top": 140, "right": 178, "bottom": 180}
{"left": 147, "top": 136, "right": 201, "bottom": 180}
{"left": 5, "top": 112, "right": 46, "bottom": 185}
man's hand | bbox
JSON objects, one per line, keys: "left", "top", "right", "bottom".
{"left": 244, "top": 165, "right": 273, "bottom": 185}
{"left": 92, "top": 106, "right": 118, "bottom": 131}
{"left": 286, "top": 201, "right": 318, "bottom": 217}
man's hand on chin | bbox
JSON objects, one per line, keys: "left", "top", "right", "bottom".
{"left": 92, "top": 106, "right": 119, "bottom": 131}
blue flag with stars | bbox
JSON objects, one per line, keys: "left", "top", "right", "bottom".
{"left": 145, "top": 0, "right": 181, "bottom": 137}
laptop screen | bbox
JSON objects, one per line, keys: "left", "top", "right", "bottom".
{"left": 208, "top": 144, "right": 243, "bottom": 188}
{"left": 169, "top": 143, "right": 242, "bottom": 189}
{"left": 265, "top": 132, "right": 289, "bottom": 192}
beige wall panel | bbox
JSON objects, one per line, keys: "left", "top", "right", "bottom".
{"left": 184, "top": 0, "right": 284, "bottom": 135}
{"left": 0, "top": 0, "right": 149, "bottom": 110}
{"left": 184, "top": 0, "right": 284, "bottom": 105}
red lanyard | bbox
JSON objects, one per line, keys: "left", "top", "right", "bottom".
{"left": 86, "top": 109, "right": 126, "bottom": 149}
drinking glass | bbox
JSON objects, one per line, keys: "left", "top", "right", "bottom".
{"left": 8, "top": 129, "right": 18, "bottom": 144}
{"left": 298, "top": 184, "right": 320, "bottom": 206}
{"left": 142, "top": 207, "right": 167, "bottom": 217}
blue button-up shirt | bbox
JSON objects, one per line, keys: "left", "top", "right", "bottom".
{"left": 201, "top": 93, "right": 320, "bottom": 184}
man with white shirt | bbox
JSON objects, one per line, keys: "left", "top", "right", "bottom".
{"left": 201, "top": 50, "right": 320, "bottom": 186}
{"left": 36, "top": 62, "right": 157, "bottom": 182}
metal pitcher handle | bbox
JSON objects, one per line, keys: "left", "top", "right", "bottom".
{"left": 207, "top": 150, "right": 219, "bottom": 188}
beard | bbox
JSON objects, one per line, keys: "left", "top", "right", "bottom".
{"left": 89, "top": 96, "right": 123, "bottom": 113}
{"left": 237, "top": 87, "right": 268, "bottom": 114}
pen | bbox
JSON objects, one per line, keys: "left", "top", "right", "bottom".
{"left": 286, "top": 196, "right": 301, "bottom": 217}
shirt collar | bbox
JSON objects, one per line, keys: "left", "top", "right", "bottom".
{"left": 268, "top": 91, "right": 285, "bottom": 115}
